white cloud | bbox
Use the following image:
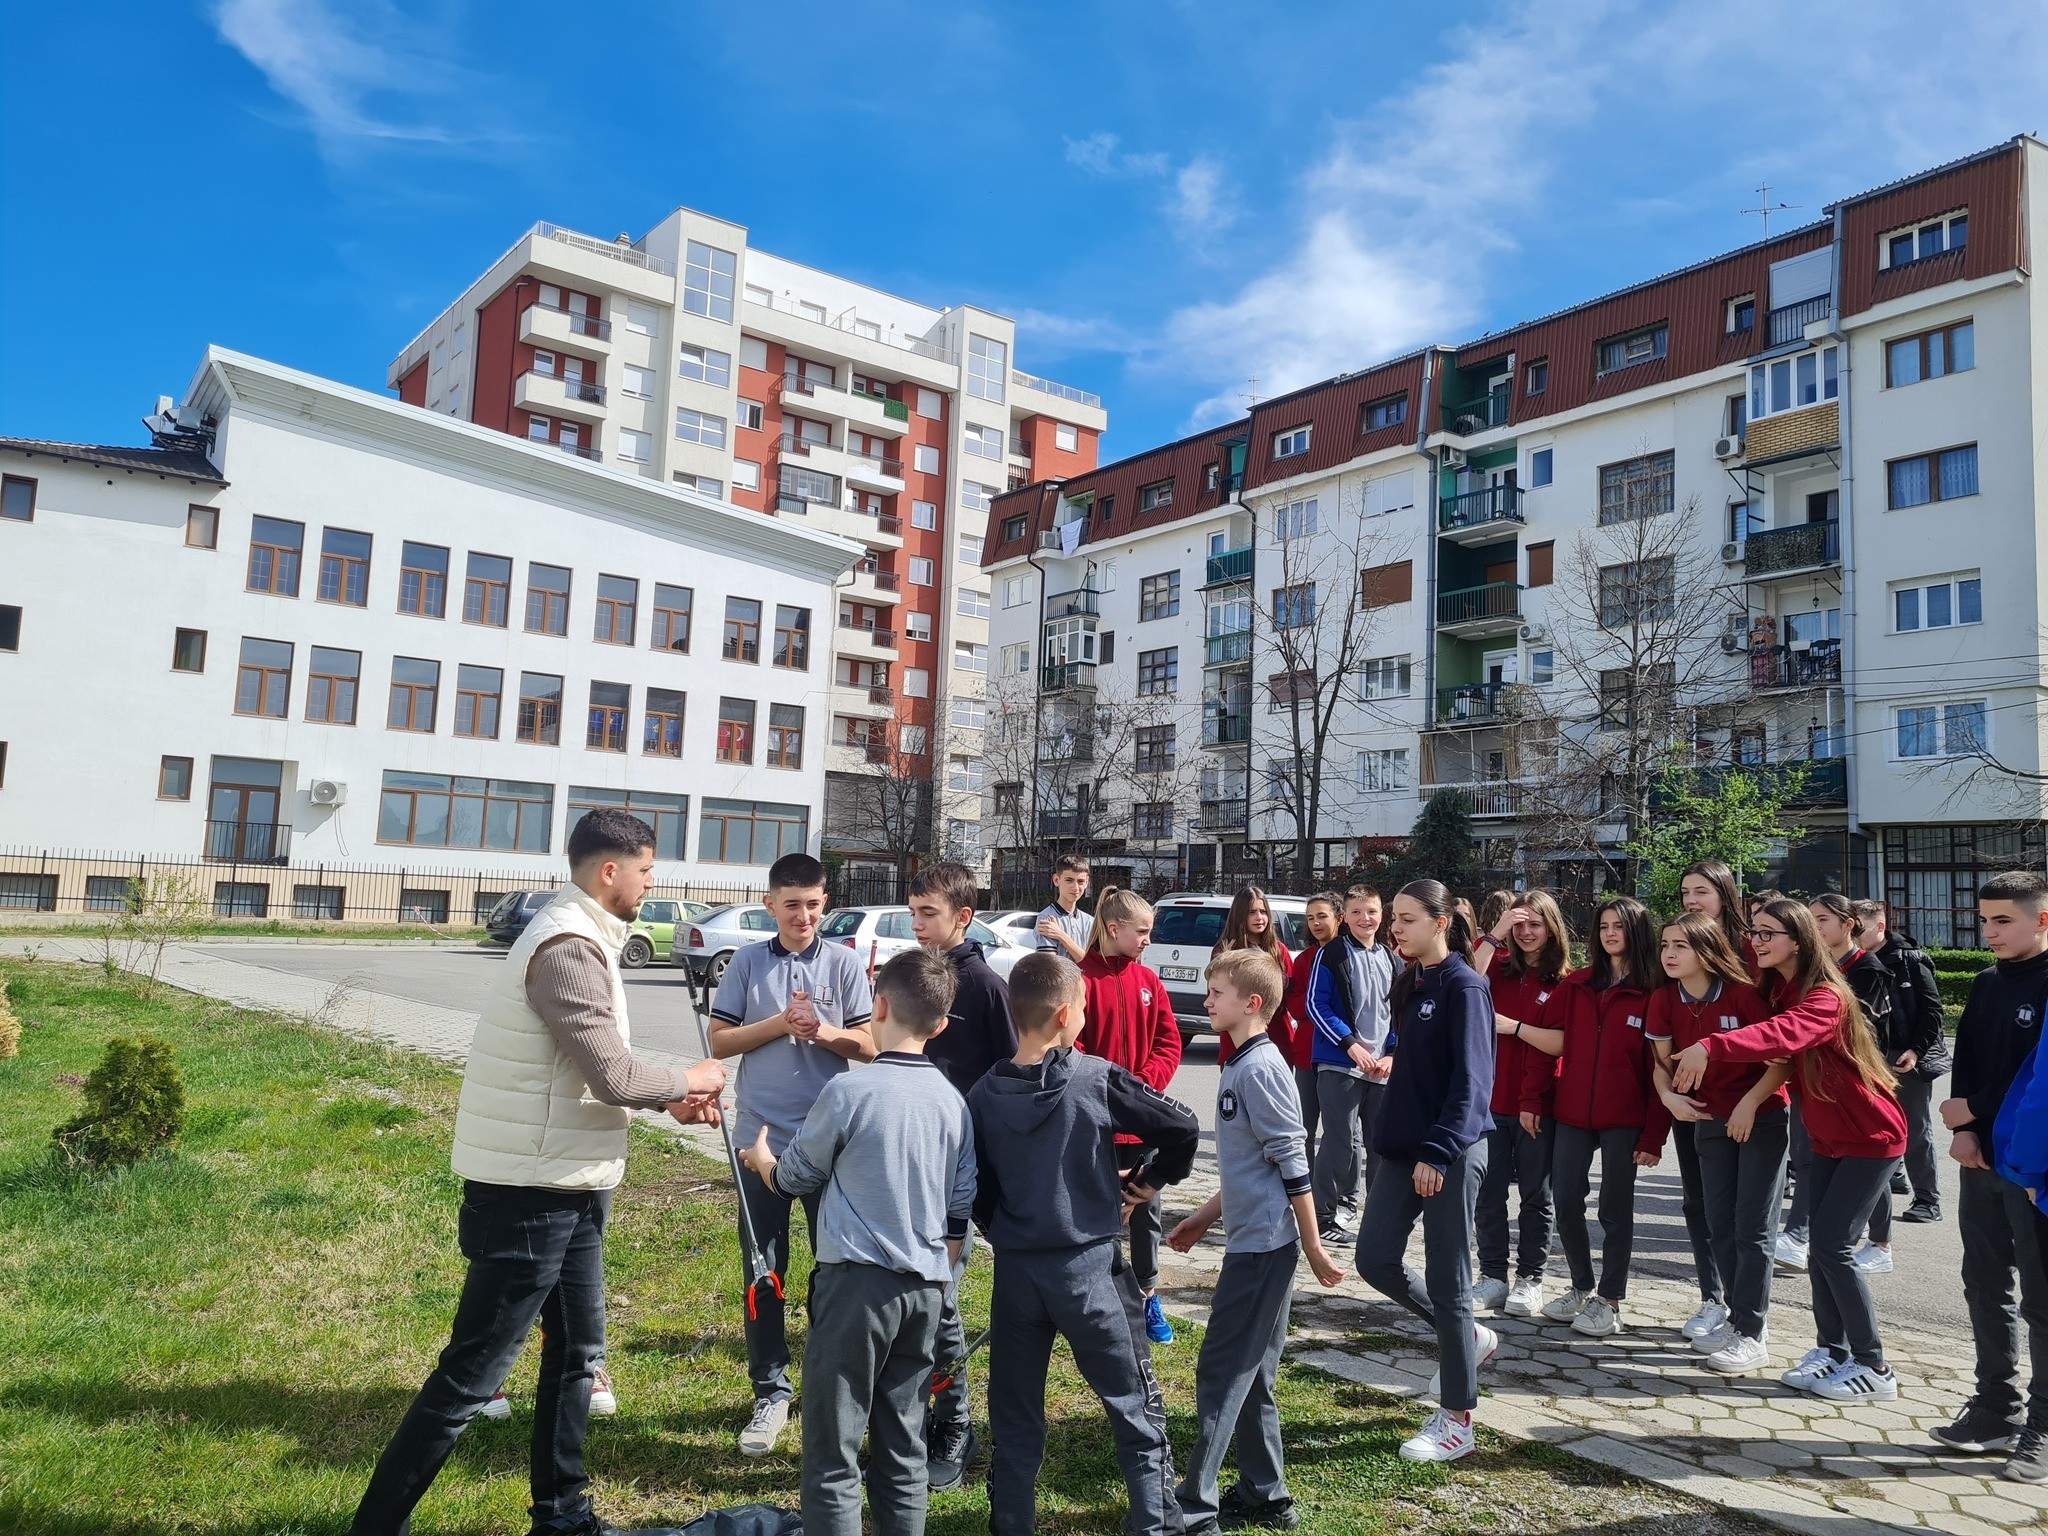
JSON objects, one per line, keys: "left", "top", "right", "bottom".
{"left": 1173, "top": 157, "right": 1232, "bottom": 234}
{"left": 1065, "top": 130, "right": 1227, "bottom": 236}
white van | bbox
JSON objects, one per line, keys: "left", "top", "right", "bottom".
{"left": 1144, "top": 892, "right": 1312, "bottom": 1040}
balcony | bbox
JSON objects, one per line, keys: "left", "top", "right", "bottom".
{"left": 204, "top": 819, "right": 291, "bottom": 865}
{"left": 1442, "top": 391, "right": 1511, "bottom": 435}
{"left": 1199, "top": 798, "right": 1248, "bottom": 833}
{"left": 520, "top": 301, "right": 612, "bottom": 351}
{"left": 1744, "top": 519, "right": 1839, "bottom": 579}
{"left": 1416, "top": 782, "right": 1523, "bottom": 819}
{"left": 1205, "top": 629, "right": 1252, "bottom": 667}
{"left": 867, "top": 684, "right": 895, "bottom": 707}
{"left": 515, "top": 370, "right": 608, "bottom": 422}
{"left": 828, "top": 738, "right": 894, "bottom": 774}
{"left": 1044, "top": 586, "right": 1100, "bottom": 618}
{"left": 1436, "top": 582, "right": 1523, "bottom": 636}
{"left": 1433, "top": 682, "right": 1523, "bottom": 726}
{"left": 1439, "top": 485, "right": 1525, "bottom": 544}
{"left": 1202, "top": 712, "right": 1251, "bottom": 747}
{"left": 836, "top": 617, "right": 898, "bottom": 654}
{"left": 1205, "top": 547, "right": 1253, "bottom": 585}
{"left": 1012, "top": 370, "right": 1104, "bottom": 410}
{"left": 1036, "top": 809, "right": 1092, "bottom": 839}
{"left": 843, "top": 446, "right": 906, "bottom": 493}
{"left": 1767, "top": 295, "right": 1830, "bottom": 347}
{"left": 844, "top": 566, "right": 903, "bottom": 607}
{"left": 1038, "top": 731, "right": 1096, "bottom": 763}
{"left": 1041, "top": 661, "right": 1098, "bottom": 694}
{"left": 539, "top": 438, "right": 601, "bottom": 462}
{"left": 779, "top": 373, "right": 912, "bottom": 439}
{"left": 1652, "top": 758, "right": 1847, "bottom": 811}
{"left": 1750, "top": 638, "right": 1841, "bottom": 692}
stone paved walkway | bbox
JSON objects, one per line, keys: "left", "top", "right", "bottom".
{"left": 9, "top": 937, "right": 2040, "bottom": 1536}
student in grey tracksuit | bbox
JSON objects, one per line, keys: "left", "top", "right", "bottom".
{"left": 1304, "top": 911, "right": 1396, "bottom": 1232}
{"left": 970, "top": 961, "right": 1201, "bottom": 1536}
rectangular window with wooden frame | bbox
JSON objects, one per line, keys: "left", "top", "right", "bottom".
{"left": 317, "top": 528, "right": 371, "bottom": 606}
{"left": 234, "top": 637, "right": 293, "bottom": 717}
{"left": 1, "top": 474, "right": 36, "bottom": 522}
{"left": 1139, "top": 571, "right": 1180, "bottom": 621}
{"left": 158, "top": 755, "right": 193, "bottom": 801}
{"left": 1598, "top": 663, "right": 1675, "bottom": 729}
{"left": 1272, "top": 582, "right": 1317, "bottom": 630}
{"left": 186, "top": 504, "right": 218, "bottom": 548}
{"left": 525, "top": 563, "right": 571, "bottom": 635}
{"left": 517, "top": 673, "right": 563, "bottom": 744}
{"left": 1358, "top": 559, "right": 1414, "bottom": 607}
{"left": 377, "top": 771, "right": 554, "bottom": 853}
{"left": 767, "top": 703, "right": 804, "bottom": 769}
{"left": 724, "top": 597, "right": 762, "bottom": 663}
{"left": 306, "top": 646, "right": 361, "bottom": 725}
{"left": 652, "top": 583, "right": 692, "bottom": 653}
{"left": 172, "top": 627, "right": 208, "bottom": 673}
{"left": 1886, "top": 320, "right": 1975, "bottom": 388}
{"left": 1596, "top": 323, "right": 1668, "bottom": 375}
{"left": 773, "top": 605, "right": 811, "bottom": 669}
{"left": 1887, "top": 445, "right": 1978, "bottom": 509}
{"left": 398, "top": 542, "right": 449, "bottom": 617}
{"left": 1137, "top": 478, "right": 1174, "bottom": 512}
{"left": 463, "top": 552, "right": 512, "bottom": 626}
{"left": 644, "top": 687, "right": 685, "bottom": 756}
{"left": 1362, "top": 393, "right": 1407, "bottom": 432}
{"left": 586, "top": 681, "right": 629, "bottom": 751}
{"left": 387, "top": 656, "right": 440, "bottom": 733}
{"left": 246, "top": 516, "right": 303, "bottom": 595}
{"left": 1597, "top": 558, "right": 1676, "bottom": 628}
{"left": 454, "top": 664, "right": 503, "bottom": 739}
{"left": 1137, "top": 646, "right": 1178, "bottom": 696}
{"left": 1597, "top": 451, "right": 1674, "bottom": 524}
{"left": 1134, "top": 725, "right": 1176, "bottom": 774}
{"left": 594, "top": 574, "right": 638, "bottom": 644}
{"left": 718, "top": 697, "right": 756, "bottom": 764}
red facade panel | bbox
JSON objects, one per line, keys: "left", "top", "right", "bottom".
{"left": 472, "top": 280, "right": 525, "bottom": 436}
{"left": 1243, "top": 353, "right": 1429, "bottom": 488}
{"left": 1840, "top": 146, "right": 2024, "bottom": 314}
{"left": 395, "top": 359, "right": 428, "bottom": 406}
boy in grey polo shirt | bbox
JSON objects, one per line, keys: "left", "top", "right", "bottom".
{"left": 709, "top": 853, "right": 875, "bottom": 1456}
{"left": 1035, "top": 855, "right": 1095, "bottom": 960}
{"left": 1169, "top": 951, "right": 1344, "bottom": 1534}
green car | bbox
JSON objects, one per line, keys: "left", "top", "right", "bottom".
{"left": 622, "top": 899, "right": 710, "bottom": 969}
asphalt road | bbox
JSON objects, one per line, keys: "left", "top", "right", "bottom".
{"left": 190, "top": 941, "right": 1975, "bottom": 1340}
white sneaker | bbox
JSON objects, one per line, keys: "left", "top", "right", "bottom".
{"left": 1682, "top": 1299, "right": 1730, "bottom": 1340}
{"left": 478, "top": 1391, "right": 511, "bottom": 1421}
{"left": 1691, "top": 1321, "right": 1737, "bottom": 1356}
{"left": 1542, "top": 1286, "right": 1592, "bottom": 1323}
{"left": 1811, "top": 1360, "right": 1900, "bottom": 1402}
{"left": 1572, "top": 1296, "right": 1622, "bottom": 1337}
{"left": 1472, "top": 1276, "right": 1510, "bottom": 1311}
{"left": 1504, "top": 1276, "right": 1544, "bottom": 1317}
{"left": 1429, "top": 1323, "right": 1501, "bottom": 1397}
{"left": 1852, "top": 1244, "right": 1895, "bottom": 1274}
{"left": 738, "top": 1397, "right": 790, "bottom": 1457}
{"left": 1399, "top": 1408, "right": 1476, "bottom": 1462}
{"left": 590, "top": 1364, "right": 618, "bottom": 1417}
{"left": 1705, "top": 1334, "right": 1771, "bottom": 1375}
{"left": 1780, "top": 1347, "right": 1840, "bottom": 1390}
{"left": 1774, "top": 1234, "right": 1810, "bottom": 1271}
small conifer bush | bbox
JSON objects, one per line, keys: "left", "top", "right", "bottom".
{"left": 52, "top": 1035, "right": 185, "bottom": 1169}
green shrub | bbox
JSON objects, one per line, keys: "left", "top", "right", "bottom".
{"left": 51, "top": 1034, "right": 185, "bottom": 1169}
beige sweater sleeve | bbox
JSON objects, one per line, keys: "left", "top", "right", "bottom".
{"left": 525, "top": 935, "right": 691, "bottom": 1110}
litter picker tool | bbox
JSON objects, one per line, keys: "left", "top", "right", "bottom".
{"left": 929, "top": 1326, "right": 992, "bottom": 1398}
{"left": 696, "top": 1012, "right": 782, "bottom": 1321}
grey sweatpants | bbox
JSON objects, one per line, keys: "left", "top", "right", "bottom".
{"left": 988, "top": 1242, "right": 1181, "bottom": 1536}
{"left": 1551, "top": 1123, "right": 1640, "bottom": 1301}
{"left": 802, "top": 1261, "right": 946, "bottom": 1536}
{"left": 1355, "top": 1147, "right": 1487, "bottom": 1412}
{"left": 927, "top": 1232, "right": 973, "bottom": 1439}
{"left": 1895, "top": 1072, "right": 1940, "bottom": 1209}
{"left": 1694, "top": 1108, "right": 1790, "bottom": 1338}
{"left": 1126, "top": 1192, "right": 1163, "bottom": 1293}
{"left": 1671, "top": 1120, "right": 1724, "bottom": 1305}
{"left": 739, "top": 1173, "right": 820, "bottom": 1404}
{"left": 1176, "top": 1243, "right": 1297, "bottom": 1523}
{"left": 1807, "top": 1153, "right": 1894, "bottom": 1370}
{"left": 1311, "top": 1072, "right": 1383, "bottom": 1225}
{"left": 1959, "top": 1165, "right": 2048, "bottom": 1430}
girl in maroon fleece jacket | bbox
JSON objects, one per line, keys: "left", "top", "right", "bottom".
{"left": 1078, "top": 886, "right": 1185, "bottom": 1339}
{"left": 1674, "top": 897, "right": 1908, "bottom": 1405}
{"left": 1517, "top": 895, "right": 1661, "bottom": 1337}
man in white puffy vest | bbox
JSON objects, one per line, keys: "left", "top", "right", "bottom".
{"left": 349, "top": 809, "right": 726, "bottom": 1536}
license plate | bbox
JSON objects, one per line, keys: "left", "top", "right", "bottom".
{"left": 1160, "top": 966, "right": 1200, "bottom": 982}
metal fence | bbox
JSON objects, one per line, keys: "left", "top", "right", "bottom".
{"left": 0, "top": 846, "right": 763, "bottom": 927}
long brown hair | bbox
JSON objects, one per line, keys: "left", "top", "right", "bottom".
{"left": 1590, "top": 896, "right": 1659, "bottom": 992}
{"left": 1661, "top": 912, "right": 1751, "bottom": 993}
{"left": 1754, "top": 897, "right": 1897, "bottom": 1102}
{"left": 1218, "top": 885, "right": 1289, "bottom": 967}
{"left": 1478, "top": 889, "right": 1516, "bottom": 934}
{"left": 1681, "top": 858, "right": 1748, "bottom": 955}
{"left": 1496, "top": 888, "right": 1571, "bottom": 983}
{"left": 1088, "top": 887, "right": 1153, "bottom": 958}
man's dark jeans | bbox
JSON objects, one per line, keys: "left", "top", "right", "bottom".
{"left": 349, "top": 1181, "right": 612, "bottom": 1536}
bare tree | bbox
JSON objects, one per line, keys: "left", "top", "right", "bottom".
{"left": 825, "top": 732, "right": 935, "bottom": 887}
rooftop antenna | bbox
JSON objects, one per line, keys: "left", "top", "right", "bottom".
{"left": 1239, "top": 377, "right": 1262, "bottom": 407}
{"left": 1741, "top": 182, "right": 1801, "bottom": 243}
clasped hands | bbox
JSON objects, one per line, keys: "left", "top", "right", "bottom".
{"left": 665, "top": 1058, "right": 727, "bottom": 1126}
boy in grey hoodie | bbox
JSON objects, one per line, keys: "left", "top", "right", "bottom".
{"left": 741, "top": 949, "right": 975, "bottom": 1536}
{"left": 970, "top": 952, "right": 1202, "bottom": 1536}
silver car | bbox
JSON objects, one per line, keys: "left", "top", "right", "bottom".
{"left": 669, "top": 903, "right": 782, "bottom": 986}
{"left": 818, "top": 906, "right": 1032, "bottom": 979}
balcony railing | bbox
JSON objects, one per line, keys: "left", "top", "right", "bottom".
{"left": 1200, "top": 798, "right": 1248, "bottom": 832}
{"left": 839, "top": 734, "right": 892, "bottom": 763}
{"left": 1750, "top": 638, "right": 1841, "bottom": 691}
{"left": 1202, "top": 712, "right": 1251, "bottom": 746}
{"left": 1045, "top": 587, "right": 1100, "bottom": 617}
{"left": 1011, "top": 370, "right": 1104, "bottom": 409}
{"left": 204, "top": 819, "right": 291, "bottom": 865}
{"left": 1041, "top": 661, "right": 1098, "bottom": 693}
{"left": 744, "top": 288, "right": 959, "bottom": 366}
{"left": 546, "top": 440, "right": 600, "bottom": 461}
{"left": 532, "top": 371, "right": 605, "bottom": 404}
{"left": 1439, "top": 485, "right": 1525, "bottom": 534}
{"left": 1436, "top": 582, "right": 1523, "bottom": 627}
{"left": 530, "top": 299, "right": 611, "bottom": 340}
{"left": 866, "top": 685, "right": 894, "bottom": 706}
{"left": 854, "top": 567, "right": 901, "bottom": 592}
{"left": 1434, "top": 682, "right": 1522, "bottom": 725}
{"left": 1767, "top": 295, "right": 1831, "bottom": 347}
{"left": 1205, "top": 547, "right": 1253, "bottom": 585}
{"left": 1744, "top": 519, "right": 1839, "bottom": 578}
{"left": 1652, "top": 758, "right": 1847, "bottom": 810}
{"left": 1442, "top": 391, "right": 1511, "bottom": 434}
{"left": 532, "top": 221, "right": 675, "bottom": 276}
{"left": 1418, "top": 782, "right": 1523, "bottom": 817}
{"left": 1036, "top": 809, "right": 1092, "bottom": 838}
{"left": 838, "top": 617, "right": 898, "bottom": 649}
{"left": 1038, "top": 732, "right": 1096, "bottom": 763}
{"left": 1205, "top": 630, "right": 1252, "bottom": 666}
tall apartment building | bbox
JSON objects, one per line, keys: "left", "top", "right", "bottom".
{"left": 986, "top": 136, "right": 2048, "bottom": 943}
{"left": 0, "top": 348, "right": 859, "bottom": 921}
{"left": 388, "top": 214, "right": 1107, "bottom": 875}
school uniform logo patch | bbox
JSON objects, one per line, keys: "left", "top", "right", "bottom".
{"left": 1220, "top": 1088, "right": 1240, "bottom": 1121}
{"left": 2020, "top": 1004, "right": 2039, "bottom": 1029}
{"left": 1537, "top": 991, "right": 1551, "bottom": 1005}
{"left": 1419, "top": 1000, "right": 1437, "bottom": 1019}
{"left": 1719, "top": 1014, "right": 1741, "bottom": 1031}
{"left": 1627, "top": 1014, "right": 1645, "bottom": 1030}
{"left": 1141, "top": 988, "right": 1154, "bottom": 1007}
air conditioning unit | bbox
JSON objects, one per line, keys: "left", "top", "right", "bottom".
{"left": 1714, "top": 434, "right": 1745, "bottom": 461}
{"left": 309, "top": 778, "right": 348, "bottom": 808}
{"left": 1036, "top": 531, "right": 1062, "bottom": 551}
{"left": 1440, "top": 447, "right": 1468, "bottom": 468}
{"left": 1719, "top": 633, "right": 1746, "bottom": 656}
{"left": 1721, "top": 540, "right": 1745, "bottom": 563}
{"left": 1518, "top": 622, "right": 1548, "bottom": 643}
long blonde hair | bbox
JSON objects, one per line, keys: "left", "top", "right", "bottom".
{"left": 1089, "top": 886, "right": 1154, "bottom": 957}
{"left": 1755, "top": 898, "right": 1897, "bottom": 1102}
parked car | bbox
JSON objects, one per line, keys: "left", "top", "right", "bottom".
{"left": 621, "top": 898, "right": 713, "bottom": 969}
{"left": 484, "top": 888, "right": 561, "bottom": 946}
{"left": 980, "top": 909, "right": 1044, "bottom": 950}
{"left": 1143, "top": 892, "right": 1312, "bottom": 1040}
{"left": 670, "top": 904, "right": 782, "bottom": 986}
{"left": 818, "top": 906, "right": 1032, "bottom": 979}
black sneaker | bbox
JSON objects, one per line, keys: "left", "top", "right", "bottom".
{"left": 928, "top": 1422, "right": 978, "bottom": 1493}
{"left": 2006, "top": 1427, "right": 2048, "bottom": 1484}
{"left": 1219, "top": 1486, "right": 1301, "bottom": 1531}
{"left": 1897, "top": 1201, "right": 1942, "bottom": 1224}
{"left": 1890, "top": 1169, "right": 1911, "bottom": 1195}
{"left": 1317, "top": 1226, "right": 1349, "bottom": 1249}
{"left": 1931, "top": 1401, "right": 2023, "bottom": 1454}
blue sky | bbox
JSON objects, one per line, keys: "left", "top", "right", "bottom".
{"left": 2, "top": 1, "right": 2043, "bottom": 457}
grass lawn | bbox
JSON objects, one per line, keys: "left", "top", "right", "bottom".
{"left": 0, "top": 960, "right": 1744, "bottom": 1536}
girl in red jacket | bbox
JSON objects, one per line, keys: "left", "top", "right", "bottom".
{"left": 1079, "top": 886, "right": 1185, "bottom": 1344}
{"left": 1673, "top": 898, "right": 1908, "bottom": 1403}
{"left": 1470, "top": 888, "right": 1572, "bottom": 1318}
{"left": 1518, "top": 895, "right": 1662, "bottom": 1337}
{"left": 1646, "top": 912, "right": 1789, "bottom": 1375}
{"left": 1215, "top": 885, "right": 1294, "bottom": 1068}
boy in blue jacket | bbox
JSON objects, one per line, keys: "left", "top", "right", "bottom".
{"left": 1303, "top": 885, "right": 1395, "bottom": 1242}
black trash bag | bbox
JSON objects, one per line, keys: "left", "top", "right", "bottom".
{"left": 671, "top": 1505, "right": 802, "bottom": 1536}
